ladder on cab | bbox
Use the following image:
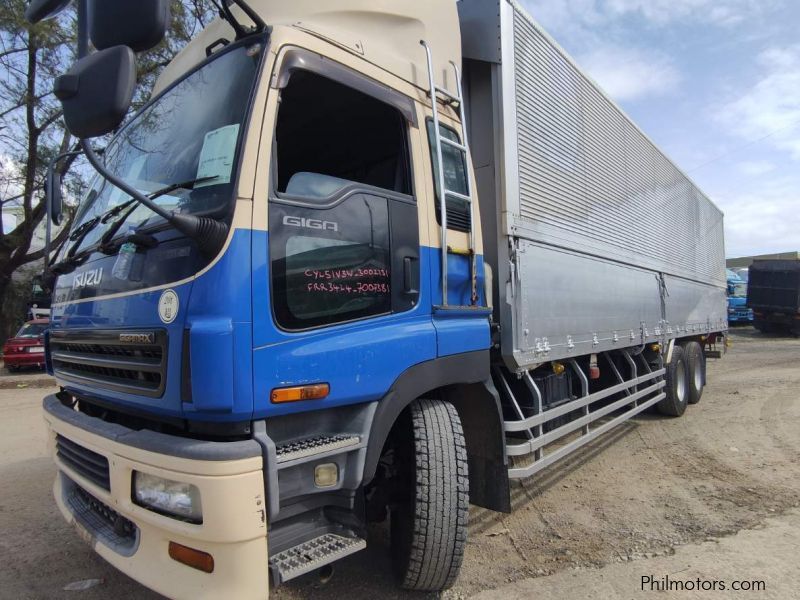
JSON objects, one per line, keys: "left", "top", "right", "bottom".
{"left": 421, "top": 40, "right": 481, "bottom": 309}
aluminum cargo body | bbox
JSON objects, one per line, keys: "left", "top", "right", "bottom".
{"left": 458, "top": 0, "right": 727, "bottom": 370}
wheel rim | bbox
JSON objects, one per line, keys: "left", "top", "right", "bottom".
{"left": 693, "top": 359, "right": 703, "bottom": 391}
{"left": 676, "top": 361, "right": 687, "bottom": 403}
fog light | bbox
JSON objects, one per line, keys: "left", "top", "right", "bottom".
{"left": 133, "top": 471, "right": 202, "bottom": 523}
{"left": 314, "top": 463, "right": 338, "bottom": 488}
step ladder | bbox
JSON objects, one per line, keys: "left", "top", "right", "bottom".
{"left": 421, "top": 40, "right": 481, "bottom": 308}
{"left": 269, "top": 533, "right": 366, "bottom": 585}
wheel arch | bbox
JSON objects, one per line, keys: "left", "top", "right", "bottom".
{"left": 363, "top": 350, "right": 511, "bottom": 513}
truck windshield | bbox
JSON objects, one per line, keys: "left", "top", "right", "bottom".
{"left": 731, "top": 282, "right": 747, "bottom": 298}
{"left": 67, "top": 39, "right": 265, "bottom": 255}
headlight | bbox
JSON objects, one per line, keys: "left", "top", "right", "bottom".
{"left": 133, "top": 471, "right": 202, "bottom": 523}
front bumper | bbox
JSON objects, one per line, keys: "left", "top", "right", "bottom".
{"left": 43, "top": 395, "right": 269, "bottom": 599}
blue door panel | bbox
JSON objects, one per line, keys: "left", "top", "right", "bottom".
{"left": 252, "top": 314, "right": 436, "bottom": 417}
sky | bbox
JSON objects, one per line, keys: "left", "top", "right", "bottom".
{"left": 521, "top": 0, "right": 800, "bottom": 258}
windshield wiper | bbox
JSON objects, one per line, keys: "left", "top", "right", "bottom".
{"left": 51, "top": 176, "right": 220, "bottom": 274}
{"left": 81, "top": 142, "right": 229, "bottom": 258}
{"left": 97, "top": 175, "right": 219, "bottom": 254}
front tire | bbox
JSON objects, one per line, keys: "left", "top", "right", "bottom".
{"left": 390, "top": 399, "right": 468, "bottom": 591}
{"left": 684, "top": 341, "right": 705, "bottom": 405}
{"left": 657, "top": 345, "right": 689, "bottom": 417}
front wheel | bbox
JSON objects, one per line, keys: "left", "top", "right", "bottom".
{"left": 390, "top": 399, "right": 468, "bottom": 591}
{"left": 657, "top": 345, "right": 689, "bottom": 417}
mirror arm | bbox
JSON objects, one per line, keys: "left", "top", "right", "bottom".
{"left": 228, "top": 0, "right": 267, "bottom": 33}
{"left": 77, "top": 0, "right": 88, "bottom": 58}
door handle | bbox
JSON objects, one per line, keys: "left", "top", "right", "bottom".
{"left": 403, "top": 257, "right": 418, "bottom": 294}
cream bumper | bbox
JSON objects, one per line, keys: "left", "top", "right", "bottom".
{"left": 43, "top": 396, "right": 269, "bottom": 600}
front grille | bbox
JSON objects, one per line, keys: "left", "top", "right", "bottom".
{"left": 56, "top": 434, "right": 110, "bottom": 491}
{"left": 50, "top": 329, "right": 167, "bottom": 397}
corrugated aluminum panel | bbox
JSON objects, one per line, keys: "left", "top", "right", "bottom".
{"left": 508, "top": 1, "right": 725, "bottom": 286}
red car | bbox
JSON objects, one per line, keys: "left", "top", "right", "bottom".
{"left": 2, "top": 319, "right": 49, "bottom": 372}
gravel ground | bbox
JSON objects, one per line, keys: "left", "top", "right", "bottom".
{"left": 0, "top": 327, "right": 798, "bottom": 599}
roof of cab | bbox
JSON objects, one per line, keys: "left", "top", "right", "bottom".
{"left": 153, "top": 0, "right": 461, "bottom": 98}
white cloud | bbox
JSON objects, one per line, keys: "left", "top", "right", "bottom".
{"left": 524, "top": 0, "right": 771, "bottom": 32}
{"left": 720, "top": 176, "right": 800, "bottom": 256}
{"left": 603, "top": 0, "right": 768, "bottom": 26}
{"left": 715, "top": 45, "right": 800, "bottom": 160}
{"left": 738, "top": 160, "right": 776, "bottom": 176}
{"left": 578, "top": 46, "right": 681, "bottom": 101}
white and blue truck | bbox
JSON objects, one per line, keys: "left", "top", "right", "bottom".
{"left": 28, "top": 0, "right": 727, "bottom": 597}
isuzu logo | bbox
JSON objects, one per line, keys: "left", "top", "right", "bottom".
{"left": 282, "top": 216, "right": 339, "bottom": 232}
{"left": 119, "top": 332, "right": 155, "bottom": 344}
{"left": 72, "top": 267, "right": 103, "bottom": 290}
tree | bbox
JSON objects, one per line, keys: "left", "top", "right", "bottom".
{"left": 0, "top": 0, "right": 215, "bottom": 341}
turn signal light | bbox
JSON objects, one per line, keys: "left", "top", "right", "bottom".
{"left": 168, "top": 542, "right": 214, "bottom": 573}
{"left": 271, "top": 383, "right": 330, "bottom": 403}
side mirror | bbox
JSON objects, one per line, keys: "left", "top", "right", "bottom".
{"left": 45, "top": 168, "right": 64, "bottom": 226}
{"left": 54, "top": 46, "right": 136, "bottom": 139}
{"left": 89, "top": 0, "right": 170, "bottom": 52}
{"left": 24, "top": 0, "right": 72, "bottom": 23}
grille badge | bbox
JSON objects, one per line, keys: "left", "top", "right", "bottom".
{"left": 118, "top": 332, "right": 155, "bottom": 344}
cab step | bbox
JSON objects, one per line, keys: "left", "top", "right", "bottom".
{"left": 269, "top": 533, "right": 366, "bottom": 585}
{"left": 275, "top": 434, "right": 361, "bottom": 465}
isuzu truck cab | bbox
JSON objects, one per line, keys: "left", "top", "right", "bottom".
{"left": 31, "top": 1, "right": 727, "bottom": 597}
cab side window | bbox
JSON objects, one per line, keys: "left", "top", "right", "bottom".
{"left": 426, "top": 121, "right": 471, "bottom": 232}
{"left": 270, "top": 70, "right": 419, "bottom": 331}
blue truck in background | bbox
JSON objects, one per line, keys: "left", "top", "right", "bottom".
{"left": 726, "top": 269, "right": 753, "bottom": 324}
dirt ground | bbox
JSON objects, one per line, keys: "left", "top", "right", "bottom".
{"left": 0, "top": 327, "right": 798, "bottom": 599}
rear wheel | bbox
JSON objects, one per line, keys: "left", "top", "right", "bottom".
{"left": 754, "top": 319, "right": 770, "bottom": 333}
{"left": 684, "top": 341, "right": 705, "bottom": 405}
{"left": 657, "top": 345, "right": 688, "bottom": 417}
{"left": 390, "top": 399, "right": 468, "bottom": 591}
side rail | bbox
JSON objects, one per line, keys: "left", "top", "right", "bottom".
{"left": 495, "top": 348, "right": 666, "bottom": 479}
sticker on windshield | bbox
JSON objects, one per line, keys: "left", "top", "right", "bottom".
{"left": 195, "top": 124, "right": 240, "bottom": 188}
{"left": 158, "top": 289, "right": 179, "bottom": 324}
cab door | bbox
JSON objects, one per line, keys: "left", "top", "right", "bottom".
{"left": 251, "top": 51, "right": 435, "bottom": 417}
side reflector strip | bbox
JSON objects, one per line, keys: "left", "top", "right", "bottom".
{"left": 271, "top": 383, "right": 330, "bottom": 404}
{"left": 168, "top": 541, "right": 214, "bottom": 573}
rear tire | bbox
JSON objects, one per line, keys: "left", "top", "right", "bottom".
{"left": 657, "top": 345, "right": 689, "bottom": 417}
{"left": 684, "top": 341, "right": 705, "bottom": 405}
{"left": 390, "top": 399, "right": 468, "bottom": 591}
{"left": 754, "top": 320, "right": 770, "bottom": 333}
